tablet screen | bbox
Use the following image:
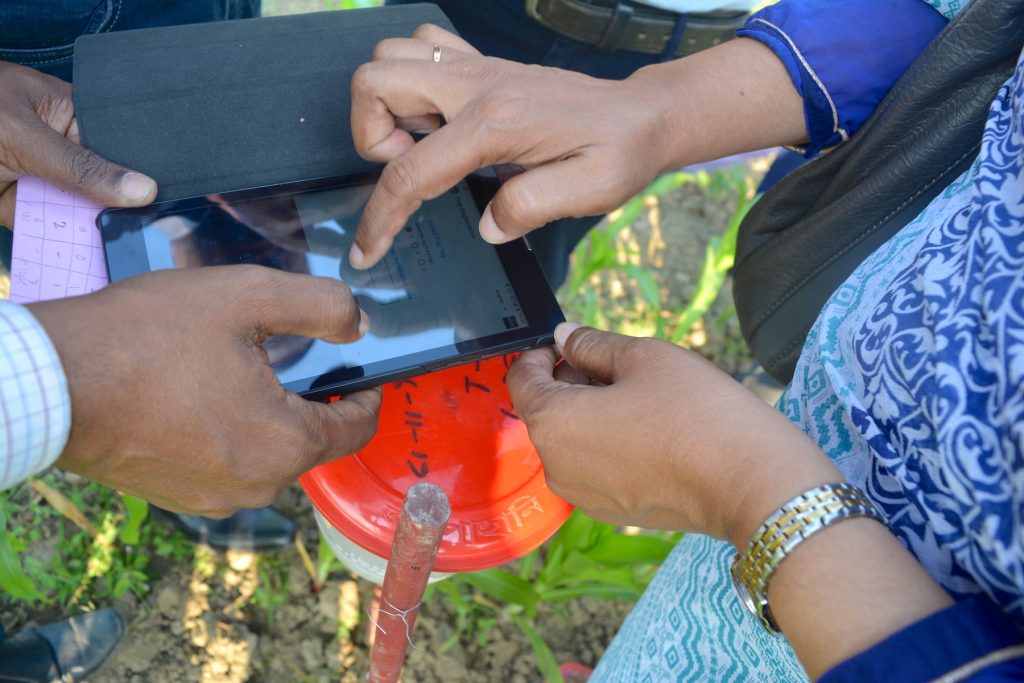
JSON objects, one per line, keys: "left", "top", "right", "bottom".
{"left": 101, "top": 174, "right": 562, "bottom": 396}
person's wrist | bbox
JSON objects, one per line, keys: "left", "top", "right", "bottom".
{"left": 28, "top": 295, "right": 118, "bottom": 470}
{"left": 622, "top": 65, "right": 693, "bottom": 175}
{"left": 716, "top": 414, "right": 843, "bottom": 551}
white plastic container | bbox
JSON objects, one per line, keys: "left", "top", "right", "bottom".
{"left": 312, "top": 508, "right": 451, "bottom": 585}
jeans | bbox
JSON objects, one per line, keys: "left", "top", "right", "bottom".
{"left": 0, "top": 0, "right": 261, "bottom": 83}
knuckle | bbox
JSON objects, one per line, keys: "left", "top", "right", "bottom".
{"left": 321, "top": 279, "right": 360, "bottom": 333}
{"left": 379, "top": 156, "right": 420, "bottom": 199}
{"left": 298, "top": 405, "right": 336, "bottom": 459}
{"left": 371, "top": 40, "right": 392, "bottom": 62}
{"left": 233, "top": 263, "right": 274, "bottom": 289}
{"left": 351, "top": 63, "right": 375, "bottom": 94}
{"left": 568, "top": 328, "right": 601, "bottom": 361}
{"left": 616, "top": 492, "right": 645, "bottom": 521}
{"left": 412, "top": 23, "right": 441, "bottom": 40}
{"left": 620, "top": 337, "right": 654, "bottom": 364}
{"left": 332, "top": 407, "right": 378, "bottom": 456}
{"left": 508, "top": 377, "right": 548, "bottom": 420}
{"left": 231, "top": 265, "right": 277, "bottom": 307}
{"left": 357, "top": 408, "right": 381, "bottom": 446}
{"left": 621, "top": 336, "right": 651, "bottom": 357}
{"left": 498, "top": 183, "right": 540, "bottom": 229}
{"left": 61, "top": 145, "right": 112, "bottom": 188}
{"left": 474, "top": 89, "right": 532, "bottom": 128}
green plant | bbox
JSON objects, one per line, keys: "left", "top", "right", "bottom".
{"left": 439, "top": 512, "right": 680, "bottom": 683}
{"left": 250, "top": 553, "right": 291, "bottom": 629}
{"left": 0, "top": 475, "right": 192, "bottom": 611}
{"left": 0, "top": 495, "right": 45, "bottom": 602}
{"left": 562, "top": 165, "right": 760, "bottom": 345}
{"left": 668, "top": 189, "right": 759, "bottom": 344}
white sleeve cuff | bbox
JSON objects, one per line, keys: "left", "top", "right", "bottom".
{"left": 0, "top": 302, "right": 71, "bottom": 489}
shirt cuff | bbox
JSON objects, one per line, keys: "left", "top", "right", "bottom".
{"left": 0, "top": 302, "right": 71, "bottom": 489}
{"left": 820, "top": 598, "right": 1024, "bottom": 683}
{"left": 737, "top": 0, "right": 949, "bottom": 157}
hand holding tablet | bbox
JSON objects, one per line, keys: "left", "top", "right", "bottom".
{"left": 99, "top": 170, "right": 564, "bottom": 398}
{"left": 27, "top": 265, "right": 381, "bottom": 517}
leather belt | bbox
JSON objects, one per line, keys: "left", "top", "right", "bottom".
{"left": 525, "top": 0, "right": 747, "bottom": 56}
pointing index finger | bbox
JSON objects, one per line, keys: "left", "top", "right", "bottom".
{"left": 349, "top": 111, "right": 500, "bottom": 268}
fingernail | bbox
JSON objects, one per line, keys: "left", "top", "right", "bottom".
{"left": 358, "top": 308, "right": 371, "bottom": 336}
{"left": 554, "top": 322, "right": 582, "bottom": 349}
{"left": 479, "top": 207, "right": 508, "bottom": 244}
{"left": 349, "top": 243, "right": 366, "bottom": 269}
{"left": 119, "top": 172, "right": 156, "bottom": 202}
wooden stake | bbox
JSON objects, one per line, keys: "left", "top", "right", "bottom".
{"left": 367, "top": 482, "right": 450, "bottom": 683}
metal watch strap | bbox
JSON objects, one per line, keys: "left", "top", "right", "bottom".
{"left": 731, "top": 482, "right": 887, "bottom": 633}
{"left": 524, "top": 0, "right": 746, "bottom": 57}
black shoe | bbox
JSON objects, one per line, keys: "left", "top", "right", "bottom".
{"left": 149, "top": 505, "right": 297, "bottom": 552}
{"left": 0, "top": 608, "right": 125, "bottom": 683}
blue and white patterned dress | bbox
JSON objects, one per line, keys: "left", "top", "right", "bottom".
{"left": 593, "top": 30, "right": 1024, "bottom": 683}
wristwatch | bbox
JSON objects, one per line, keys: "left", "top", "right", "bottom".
{"left": 730, "top": 482, "right": 886, "bottom": 633}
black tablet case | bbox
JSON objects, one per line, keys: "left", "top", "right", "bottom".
{"left": 72, "top": 4, "right": 451, "bottom": 202}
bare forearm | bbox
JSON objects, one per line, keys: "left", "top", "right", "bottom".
{"left": 630, "top": 37, "right": 809, "bottom": 174}
{"left": 766, "top": 515, "right": 953, "bottom": 679}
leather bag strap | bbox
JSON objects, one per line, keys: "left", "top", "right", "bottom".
{"left": 733, "top": 0, "right": 1024, "bottom": 383}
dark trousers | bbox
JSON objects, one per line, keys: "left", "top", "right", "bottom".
{"left": 0, "top": 0, "right": 261, "bottom": 83}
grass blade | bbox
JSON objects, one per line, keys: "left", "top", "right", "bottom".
{"left": 583, "top": 534, "right": 676, "bottom": 566}
{"left": 0, "top": 504, "right": 43, "bottom": 602}
{"left": 118, "top": 494, "right": 148, "bottom": 545}
{"left": 30, "top": 478, "right": 96, "bottom": 535}
{"left": 457, "top": 569, "right": 539, "bottom": 615}
{"left": 511, "top": 613, "right": 564, "bottom": 683}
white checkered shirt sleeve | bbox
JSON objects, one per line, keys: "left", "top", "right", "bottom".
{"left": 0, "top": 301, "right": 71, "bottom": 490}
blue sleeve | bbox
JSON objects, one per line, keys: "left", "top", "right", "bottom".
{"left": 820, "top": 598, "right": 1024, "bottom": 682}
{"left": 737, "top": 0, "right": 950, "bottom": 156}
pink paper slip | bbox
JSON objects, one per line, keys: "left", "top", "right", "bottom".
{"left": 9, "top": 177, "right": 110, "bottom": 304}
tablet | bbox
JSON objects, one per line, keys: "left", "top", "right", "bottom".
{"left": 98, "top": 171, "right": 564, "bottom": 399}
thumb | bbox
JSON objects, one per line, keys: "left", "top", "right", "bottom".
{"left": 295, "top": 387, "right": 383, "bottom": 467}
{"left": 18, "top": 118, "right": 156, "bottom": 207}
{"left": 555, "top": 323, "right": 646, "bottom": 385}
{"left": 506, "top": 345, "right": 564, "bottom": 421}
{"left": 230, "top": 267, "right": 369, "bottom": 344}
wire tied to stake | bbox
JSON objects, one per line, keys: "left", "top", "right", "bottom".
{"left": 368, "top": 597, "right": 425, "bottom": 651}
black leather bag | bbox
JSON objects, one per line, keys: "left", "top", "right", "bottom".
{"left": 732, "top": 0, "right": 1024, "bottom": 384}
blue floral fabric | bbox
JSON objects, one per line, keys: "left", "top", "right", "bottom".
{"left": 780, "top": 45, "right": 1024, "bottom": 622}
{"left": 594, "top": 8, "right": 1024, "bottom": 683}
